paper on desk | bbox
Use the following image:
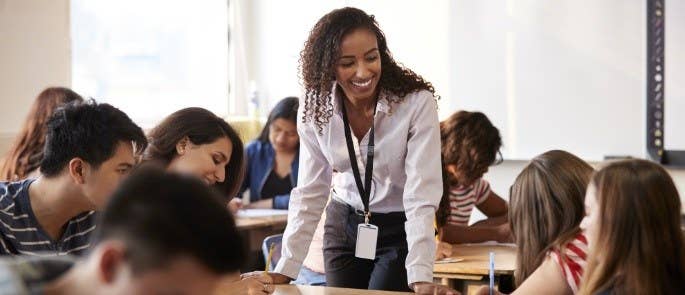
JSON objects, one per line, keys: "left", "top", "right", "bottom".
{"left": 236, "top": 209, "right": 289, "bottom": 218}
{"left": 435, "top": 257, "right": 465, "bottom": 264}
{"left": 462, "top": 241, "right": 516, "bottom": 247}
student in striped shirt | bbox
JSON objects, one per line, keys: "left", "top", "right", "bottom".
{"left": 579, "top": 160, "right": 685, "bottom": 295}
{"left": 0, "top": 168, "right": 251, "bottom": 295}
{"left": 477, "top": 150, "right": 594, "bottom": 295}
{"left": 436, "top": 111, "right": 511, "bottom": 244}
{"left": 0, "top": 100, "right": 147, "bottom": 256}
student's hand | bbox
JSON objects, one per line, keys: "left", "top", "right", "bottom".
{"left": 214, "top": 274, "right": 274, "bottom": 295}
{"left": 435, "top": 241, "right": 453, "bottom": 260}
{"left": 244, "top": 199, "right": 273, "bottom": 209}
{"left": 495, "top": 223, "right": 513, "bottom": 243}
{"left": 411, "top": 282, "right": 461, "bottom": 295}
{"left": 474, "top": 286, "right": 505, "bottom": 295}
{"left": 228, "top": 198, "right": 243, "bottom": 213}
{"left": 241, "top": 271, "right": 292, "bottom": 285}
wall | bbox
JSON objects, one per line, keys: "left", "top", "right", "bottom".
{"left": 0, "top": 0, "right": 71, "bottom": 151}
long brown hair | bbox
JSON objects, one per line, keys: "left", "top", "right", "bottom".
{"left": 144, "top": 108, "right": 245, "bottom": 199}
{"left": 299, "top": 7, "right": 436, "bottom": 132}
{"left": 579, "top": 160, "right": 685, "bottom": 295}
{"left": 436, "top": 111, "right": 502, "bottom": 227}
{"left": 0, "top": 87, "right": 83, "bottom": 181}
{"left": 509, "top": 150, "right": 594, "bottom": 286}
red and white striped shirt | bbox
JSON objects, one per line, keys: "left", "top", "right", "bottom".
{"left": 446, "top": 178, "right": 491, "bottom": 226}
{"left": 549, "top": 232, "right": 588, "bottom": 294}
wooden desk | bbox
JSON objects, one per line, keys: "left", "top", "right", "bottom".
{"left": 433, "top": 243, "right": 516, "bottom": 294}
{"left": 274, "top": 285, "right": 412, "bottom": 295}
{"left": 236, "top": 213, "right": 288, "bottom": 230}
{"left": 236, "top": 210, "right": 288, "bottom": 271}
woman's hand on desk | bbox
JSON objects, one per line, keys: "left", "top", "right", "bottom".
{"left": 241, "top": 271, "right": 292, "bottom": 284}
{"left": 412, "top": 282, "right": 461, "bottom": 295}
{"left": 214, "top": 273, "right": 274, "bottom": 295}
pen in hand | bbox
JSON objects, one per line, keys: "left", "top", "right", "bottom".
{"left": 265, "top": 243, "right": 275, "bottom": 274}
{"left": 489, "top": 252, "right": 495, "bottom": 295}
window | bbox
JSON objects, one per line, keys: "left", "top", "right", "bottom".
{"left": 71, "top": 0, "right": 230, "bottom": 128}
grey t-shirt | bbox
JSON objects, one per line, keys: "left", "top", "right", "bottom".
{"left": 0, "top": 255, "right": 74, "bottom": 295}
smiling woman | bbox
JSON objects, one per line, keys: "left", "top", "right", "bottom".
{"left": 143, "top": 107, "right": 245, "bottom": 202}
{"left": 248, "top": 7, "right": 457, "bottom": 294}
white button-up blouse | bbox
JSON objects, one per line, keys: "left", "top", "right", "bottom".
{"left": 274, "top": 86, "right": 443, "bottom": 284}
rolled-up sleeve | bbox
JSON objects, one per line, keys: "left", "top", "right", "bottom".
{"left": 273, "top": 109, "right": 331, "bottom": 279}
{"left": 402, "top": 93, "right": 442, "bottom": 284}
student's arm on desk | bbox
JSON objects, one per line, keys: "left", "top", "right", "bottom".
{"left": 472, "top": 191, "right": 508, "bottom": 227}
{"left": 441, "top": 192, "right": 511, "bottom": 244}
{"left": 244, "top": 199, "right": 273, "bottom": 209}
{"left": 474, "top": 256, "right": 572, "bottom": 295}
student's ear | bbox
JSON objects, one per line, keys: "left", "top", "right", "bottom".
{"left": 176, "top": 137, "right": 190, "bottom": 156}
{"left": 96, "top": 241, "right": 127, "bottom": 284}
{"left": 68, "top": 158, "right": 88, "bottom": 184}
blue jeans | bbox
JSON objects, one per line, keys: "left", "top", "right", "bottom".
{"left": 292, "top": 266, "right": 326, "bottom": 286}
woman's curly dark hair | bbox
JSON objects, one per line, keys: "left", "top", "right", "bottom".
{"left": 436, "top": 111, "right": 502, "bottom": 227}
{"left": 300, "top": 7, "right": 437, "bottom": 132}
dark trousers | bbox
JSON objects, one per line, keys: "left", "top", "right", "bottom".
{"left": 323, "top": 200, "right": 412, "bottom": 291}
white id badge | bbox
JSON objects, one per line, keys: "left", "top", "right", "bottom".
{"left": 355, "top": 223, "right": 378, "bottom": 260}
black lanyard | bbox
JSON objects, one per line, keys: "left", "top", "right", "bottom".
{"left": 341, "top": 99, "right": 376, "bottom": 223}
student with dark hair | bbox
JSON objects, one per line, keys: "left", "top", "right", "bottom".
{"left": 144, "top": 107, "right": 245, "bottom": 211}
{"left": 0, "top": 87, "right": 83, "bottom": 181}
{"left": 238, "top": 96, "right": 299, "bottom": 210}
{"left": 0, "top": 100, "right": 147, "bottom": 256}
{"left": 0, "top": 168, "right": 261, "bottom": 295}
{"left": 436, "top": 111, "right": 510, "bottom": 244}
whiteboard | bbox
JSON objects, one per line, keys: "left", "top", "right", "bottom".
{"left": 665, "top": 0, "right": 685, "bottom": 151}
{"left": 446, "top": 0, "right": 684, "bottom": 161}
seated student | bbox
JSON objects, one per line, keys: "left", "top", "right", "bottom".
{"left": 0, "top": 168, "right": 270, "bottom": 295}
{"left": 143, "top": 107, "right": 244, "bottom": 211}
{"left": 0, "top": 100, "right": 147, "bottom": 256}
{"left": 478, "top": 150, "right": 594, "bottom": 295}
{"left": 0, "top": 87, "right": 83, "bottom": 181}
{"left": 237, "top": 96, "right": 299, "bottom": 210}
{"left": 578, "top": 160, "right": 685, "bottom": 295}
{"left": 436, "top": 111, "right": 511, "bottom": 244}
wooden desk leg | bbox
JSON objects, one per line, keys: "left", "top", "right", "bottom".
{"left": 441, "top": 277, "right": 450, "bottom": 288}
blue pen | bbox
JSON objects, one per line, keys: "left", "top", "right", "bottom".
{"left": 489, "top": 252, "right": 495, "bottom": 295}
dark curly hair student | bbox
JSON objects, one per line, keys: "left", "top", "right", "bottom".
{"left": 440, "top": 111, "right": 502, "bottom": 189}
{"left": 299, "top": 6, "right": 437, "bottom": 132}
{"left": 436, "top": 111, "right": 509, "bottom": 245}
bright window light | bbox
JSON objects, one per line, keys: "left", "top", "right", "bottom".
{"left": 70, "top": 0, "right": 229, "bottom": 128}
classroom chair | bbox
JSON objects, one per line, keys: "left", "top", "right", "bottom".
{"left": 261, "top": 234, "right": 283, "bottom": 271}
